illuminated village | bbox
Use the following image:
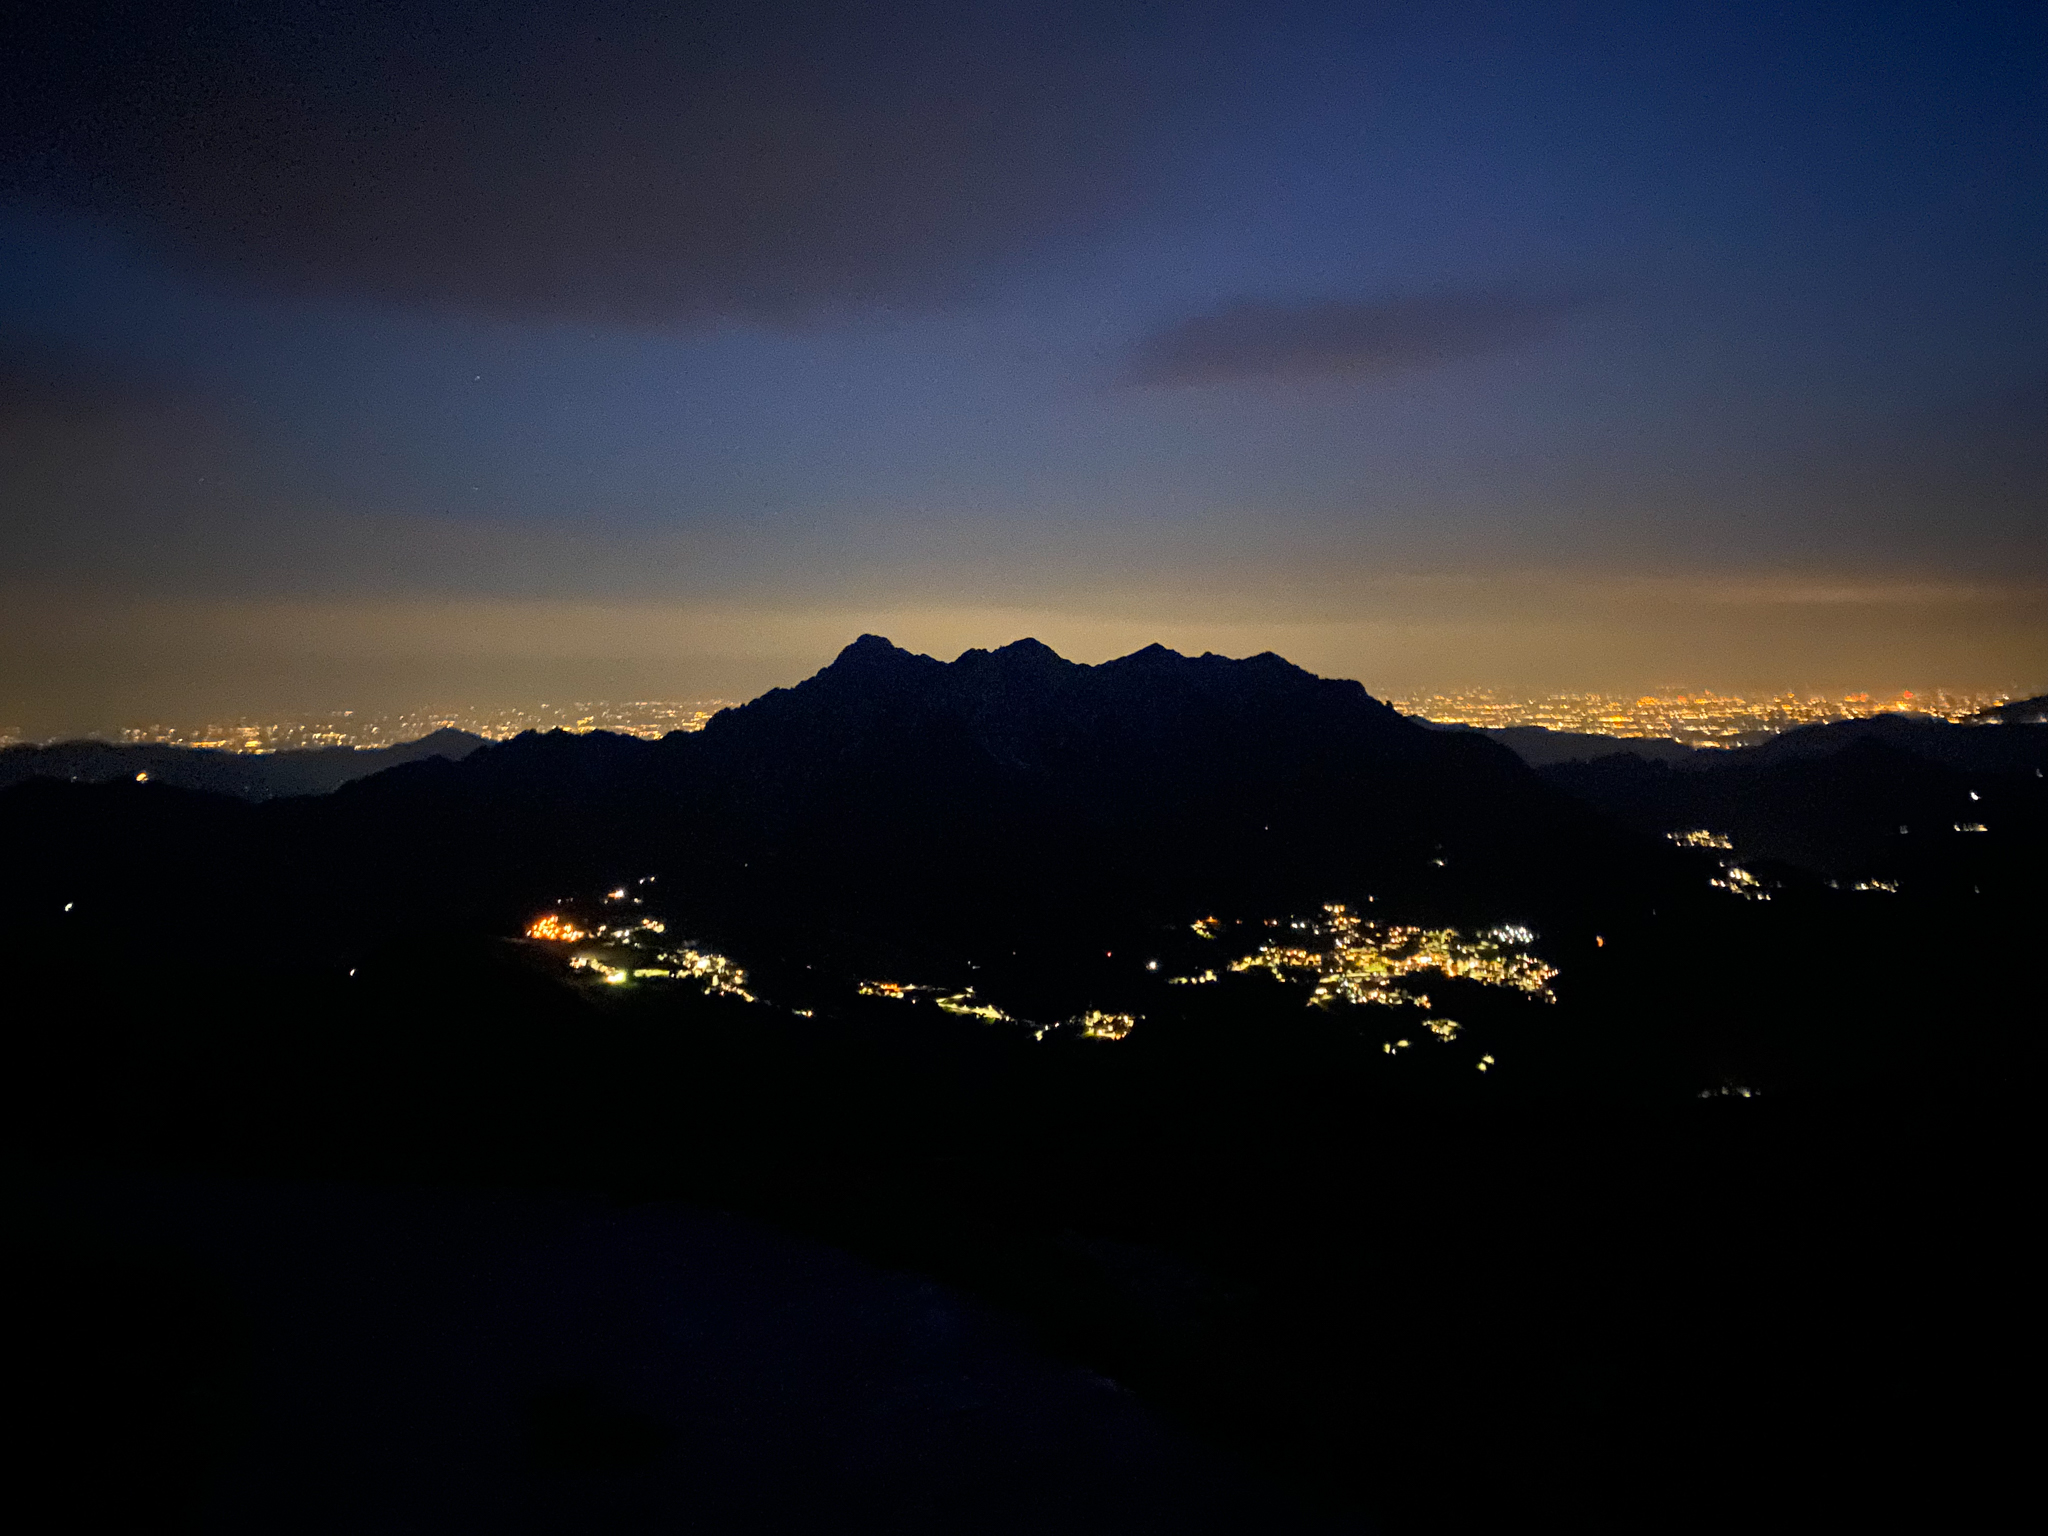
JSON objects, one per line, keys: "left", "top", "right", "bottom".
{"left": 1202, "top": 904, "right": 1556, "bottom": 1012}
{"left": 1666, "top": 830, "right": 1772, "bottom": 900}
{"left": 525, "top": 882, "right": 756, "bottom": 1002}
{"left": 857, "top": 981, "right": 1138, "bottom": 1041}
{"left": 522, "top": 883, "right": 1557, "bottom": 1075}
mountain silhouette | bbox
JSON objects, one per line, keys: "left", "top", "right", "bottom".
{"left": 0, "top": 636, "right": 1668, "bottom": 999}
{"left": 306, "top": 636, "right": 1664, "bottom": 960}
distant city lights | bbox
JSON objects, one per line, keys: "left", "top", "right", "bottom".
{"left": 21, "top": 681, "right": 2020, "bottom": 758}
{"left": 1395, "top": 687, "right": 2010, "bottom": 746}
{"left": 64, "top": 699, "right": 736, "bottom": 753}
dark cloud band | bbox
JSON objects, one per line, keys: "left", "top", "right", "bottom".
{"left": 1, "top": 1, "right": 1185, "bottom": 326}
{"left": 1124, "top": 290, "right": 1580, "bottom": 386}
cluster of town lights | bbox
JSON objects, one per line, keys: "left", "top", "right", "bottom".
{"left": 529, "top": 888, "right": 1559, "bottom": 1071}
{"left": 858, "top": 980, "right": 1136, "bottom": 1041}
{"left": 527, "top": 894, "right": 755, "bottom": 1002}
{"left": 1213, "top": 904, "right": 1558, "bottom": 1009}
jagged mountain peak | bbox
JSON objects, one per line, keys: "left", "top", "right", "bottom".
{"left": 711, "top": 637, "right": 1418, "bottom": 763}
{"left": 954, "top": 636, "right": 1073, "bottom": 672}
{"left": 1095, "top": 641, "right": 1314, "bottom": 683}
{"left": 839, "top": 633, "right": 904, "bottom": 657}
{"left": 802, "top": 634, "right": 1364, "bottom": 700}
{"left": 824, "top": 633, "right": 942, "bottom": 672}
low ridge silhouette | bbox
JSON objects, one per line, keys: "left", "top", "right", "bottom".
{"left": 0, "top": 727, "right": 484, "bottom": 799}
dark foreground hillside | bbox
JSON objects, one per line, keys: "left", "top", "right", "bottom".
{"left": 6, "top": 924, "right": 2032, "bottom": 1534}
{"left": 3, "top": 639, "right": 2036, "bottom": 1533}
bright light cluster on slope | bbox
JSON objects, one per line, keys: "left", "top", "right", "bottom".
{"left": 858, "top": 980, "right": 1024, "bottom": 1025}
{"left": 1073, "top": 1010, "right": 1138, "bottom": 1040}
{"left": 858, "top": 982, "right": 1141, "bottom": 1042}
{"left": 526, "top": 913, "right": 588, "bottom": 942}
{"left": 1668, "top": 829, "right": 1734, "bottom": 851}
{"left": 1665, "top": 831, "right": 1776, "bottom": 900}
{"left": 858, "top": 980, "right": 931, "bottom": 1000}
{"left": 526, "top": 888, "right": 756, "bottom": 1002}
{"left": 1709, "top": 866, "right": 1770, "bottom": 901}
{"left": 935, "top": 990, "right": 1011, "bottom": 1023}
{"left": 642, "top": 946, "right": 755, "bottom": 1000}
{"left": 1220, "top": 904, "right": 1558, "bottom": 1008}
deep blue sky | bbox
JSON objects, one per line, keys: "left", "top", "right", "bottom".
{"left": 2, "top": 1, "right": 2042, "bottom": 731}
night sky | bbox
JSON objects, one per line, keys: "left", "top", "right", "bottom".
{"left": 3, "top": 2, "right": 2042, "bottom": 734}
